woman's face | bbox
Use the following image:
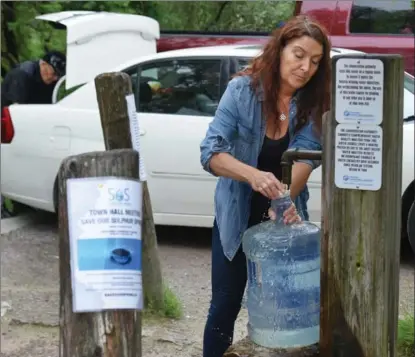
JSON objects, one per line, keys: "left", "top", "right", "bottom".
{"left": 279, "top": 35, "right": 324, "bottom": 92}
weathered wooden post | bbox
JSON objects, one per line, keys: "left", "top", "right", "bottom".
{"left": 320, "top": 54, "right": 404, "bottom": 356}
{"left": 94, "top": 72, "right": 165, "bottom": 312}
{"left": 58, "top": 149, "right": 142, "bottom": 356}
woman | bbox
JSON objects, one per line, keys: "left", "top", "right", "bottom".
{"left": 199, "top": 15, "right": 331, "bottom": 357}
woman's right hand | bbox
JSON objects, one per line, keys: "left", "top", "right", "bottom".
{"left": 249, "top": 170, "right": 286, "bottom": 200}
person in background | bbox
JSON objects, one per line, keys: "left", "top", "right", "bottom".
{"left": 1, "top": 51, "right": 66, "bottom": 218}
{"left": 1, "top": 50, "right": 66, "bottom": 108}
{"left": 199, "top": 15, "right": 332, "bottom": 357}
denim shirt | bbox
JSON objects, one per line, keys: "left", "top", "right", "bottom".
{"left": 200, "top": 75, "right": 322, "bottom": 261}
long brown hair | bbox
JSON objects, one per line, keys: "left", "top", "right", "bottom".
{"left": 236, "top": 15, "right": 332, "bottom": 133}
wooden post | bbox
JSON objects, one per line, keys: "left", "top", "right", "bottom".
{"left": 94, "top": 72, "right": 165, "bottom": 312}
{"left": 320, "top": 54, "right": 404, "bottom": 356}
{"left": 58, "top": 149, "right": 142, "bottom": 356}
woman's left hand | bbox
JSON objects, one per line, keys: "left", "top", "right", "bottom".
{"left": 268, "top": 203, "right": 302, "bottom": 225}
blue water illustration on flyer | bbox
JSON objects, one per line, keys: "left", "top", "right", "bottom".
{"left": 78, "top": 238, "right": 141, "bottom": 271}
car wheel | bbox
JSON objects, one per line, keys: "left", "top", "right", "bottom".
{"left": 407, "top": 202, "right": 415, "bottom": 254}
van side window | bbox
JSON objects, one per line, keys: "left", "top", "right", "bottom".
{"left": 136, "top": 59, "right": 222, "bottom": 117}
{"left": 350, "top": 0, "right": 414, "bottom": 35}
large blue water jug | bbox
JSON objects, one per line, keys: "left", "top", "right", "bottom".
{"left": 242, "top": 191, "right": 321, "bottom": 348}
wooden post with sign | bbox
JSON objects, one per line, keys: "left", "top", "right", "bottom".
{"left": 94, "top": 72, "right": 165, "bottom": 312}
{"left": 58, "top": 149, "right": 142, "bottom": 357}
{"left": 320, "top": 54, "right": 403, "bottom": 356}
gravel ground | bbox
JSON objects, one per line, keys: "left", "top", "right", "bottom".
{"left": 0, "top": 216, "right": 414, "bottom": 356}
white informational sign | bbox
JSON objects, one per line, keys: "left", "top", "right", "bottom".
{"left": 67, "top": 177, "right": 143, "bottom": 312}
{"left": 335, "top": 58, "right": 384, "bottom": 125}
{"left": 126, "top": 94, "right": 147, "bottom": 181}
{"left": 334, "top": 124, "right": 383, "bottom": 191}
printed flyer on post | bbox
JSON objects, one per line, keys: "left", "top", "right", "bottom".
{"left": 67, "top": 177, "right": 143, "bottom": 312}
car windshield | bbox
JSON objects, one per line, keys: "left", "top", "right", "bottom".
{"left": 404, "top": 73, "right": 414, "bottom": 94}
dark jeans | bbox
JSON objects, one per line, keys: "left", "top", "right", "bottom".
{"left": 203, "top": 220, "right": 247, "bottom": 357}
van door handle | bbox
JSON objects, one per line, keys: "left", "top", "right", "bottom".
{"left": 140, "top": 129, "right": 146, "bottom": 136}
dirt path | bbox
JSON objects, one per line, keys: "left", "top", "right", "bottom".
{"left": 1, "top": 221, "right": 414, "bottom": 356}
{"left": 140, "top": 226, "right": 249, "bottom": 356}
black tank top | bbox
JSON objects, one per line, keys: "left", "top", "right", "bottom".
{"left": 248, "top": 131, "right": 290, "bottom": 228}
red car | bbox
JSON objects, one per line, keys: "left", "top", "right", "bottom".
{"left": 157, "top": 0, "right": 414, "bottom": 74}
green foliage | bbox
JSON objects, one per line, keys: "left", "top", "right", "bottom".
{"left": 3, "top": 197, "right": 14, "bottom": 213}
{"left": 145, "top": 285, "right": 183, "bottom": 320}
{"left": 152, "top": 0, "right": 294, "bottom": 32}
{"left": 398, "top": 315, "right": 415, "bottom": 357}
{"left": 1, "top": 1, "right": 295, "bottom": 76}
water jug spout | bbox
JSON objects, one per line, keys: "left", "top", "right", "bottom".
{"left": 281, "top": 148, "right": 322, "bottom": 188}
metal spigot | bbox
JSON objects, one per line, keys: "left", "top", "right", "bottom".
{"left": 281, "top": 148, "right": 323, "bottom": 188}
